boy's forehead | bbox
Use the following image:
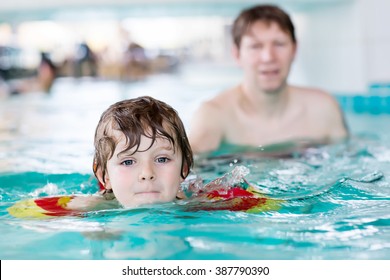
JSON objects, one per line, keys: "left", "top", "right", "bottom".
{"left": 115, "top": 132, "right": 175, "bottom": 154}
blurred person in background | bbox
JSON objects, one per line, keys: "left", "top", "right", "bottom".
{"left": 5, "top": 52, "right": 57, "bottom": 95}
{"left": 73, "top": 41, "right": 98, "bottom": 78}
{"left": 121, "top": 42, "right": 150, "bottom": 81}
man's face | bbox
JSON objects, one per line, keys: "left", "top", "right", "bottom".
{"left": 103, "top": 131, "right": 184, "bottom": 208}
{"left": 236, "top": 21, "right": 296, "bottom": 93}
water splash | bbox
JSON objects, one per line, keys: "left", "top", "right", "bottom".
{"left": 29, "top": 183, "right": 62, "bottom": 197}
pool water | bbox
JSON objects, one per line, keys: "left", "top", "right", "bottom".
{"left": 1, "top": 74, "right": 390, "bottom": 259}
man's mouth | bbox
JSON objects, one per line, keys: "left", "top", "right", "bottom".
{"left": 259, "top": 69, "right": 279, "bottom": 77}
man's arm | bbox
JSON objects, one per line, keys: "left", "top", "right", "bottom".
{"left": 189, "top": 102, "right": 224, "bottom": 154}
{"left": 321, "top": 93, "right": 349, "bottom": 140}
{"left": 330, "top": 101, "right": 349, "bottom": 139}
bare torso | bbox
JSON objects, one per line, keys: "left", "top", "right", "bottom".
{"left": 189, "top": 84, "right": 348, "bottom": 153}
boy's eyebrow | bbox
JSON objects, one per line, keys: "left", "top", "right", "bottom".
{"left": 150, "top": 145, "right": 176, "bottom": 154}
{"left": 116, "top": 144, "right": 175, "bottom": 158}
{"left": 116, "top": 150, "right": 134, "bottom": 158}
{"left": 159, "top": 145, "right": 174, "bottom": 151}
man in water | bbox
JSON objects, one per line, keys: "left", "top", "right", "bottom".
{"left": 189, "top": 4, "right": 348, "bottom": 154}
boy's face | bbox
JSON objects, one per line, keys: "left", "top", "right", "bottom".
{"left": 235, "top": 20, "right": 296, "bottom": 93}
{"left": 102, "top": 131, "right": 184, "bottom": 208}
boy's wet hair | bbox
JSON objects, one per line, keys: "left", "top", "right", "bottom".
{"left": 232, "top": 4, "right": 296, "bottom": 48}
{"left": 93, "top": 96, "right": 193, "bottom": 189}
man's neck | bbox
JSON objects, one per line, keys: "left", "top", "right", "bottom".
{"left": 240, "top": 81, "right": 290, "bottom": 118}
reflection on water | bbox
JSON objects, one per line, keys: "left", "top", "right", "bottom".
{"left": 0, "top": 77, "right": 390, "bottom": 259}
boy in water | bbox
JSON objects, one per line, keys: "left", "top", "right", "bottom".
{"left": 91, "top": 96, "right": 193, "bottom": 208}
{"left": 8, "top": 96, "right": 193, "bottom": 216}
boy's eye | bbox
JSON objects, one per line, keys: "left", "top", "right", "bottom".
{"left": 122, "top": 159, "right": 134, "bottom": 166}
{"left": 156, "top": 157, "right": 170, "bottom": 163}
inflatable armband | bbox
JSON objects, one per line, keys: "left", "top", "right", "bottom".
{"left": 184, "top": 166, "right": 281, "bottom": 213}
{"left": 7, "top": 195, "right": 80, "bottom": 218}
{"left": 185, "top": 185, "right": 281, "bottom": 213}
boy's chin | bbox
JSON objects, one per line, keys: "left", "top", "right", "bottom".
{"left": 121, "top": 196, "right": 172, "bottom": 208}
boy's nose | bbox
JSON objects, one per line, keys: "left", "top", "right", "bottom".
{"left": 140, "top": 174, "right": 155, "bottom": 181}
{"left": 138, "top": 165, "right": 155, "bottom": 181}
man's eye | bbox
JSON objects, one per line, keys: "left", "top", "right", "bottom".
{"left": 250, "top": 44, "right": 262, "bottom": 49}
{"left": 156, "top": 157, "right": 169, "bottom": 163}
{"left": 122, "top": 160, "right": 134, "bottom": 166}
{"left": 275, "top": 41, "right": 287, "bottom": 47}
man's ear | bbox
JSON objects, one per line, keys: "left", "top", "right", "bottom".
{"left": 232, "top": 44, "right": 240, "bottom": 64}
{"left": 291, "top": 42, "right": 298, "bottom": 61}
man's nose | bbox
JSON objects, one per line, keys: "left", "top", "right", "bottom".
{"left": 260, "top": 45, "right": 275, "bottom": 62}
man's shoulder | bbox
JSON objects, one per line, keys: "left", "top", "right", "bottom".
{"left": 291, "top": 86, "right": 342, "bottom": 121}
{"left": 292, "top": 85, "right": 329, "bottom": 97}
{"left": 200, "top": 87, "right": 238, "bottom": 111}
{"left": 292, "top": 86, "right": 338, "bottom": 107}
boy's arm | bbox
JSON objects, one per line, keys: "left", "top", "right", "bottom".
{"left": 66, "top": 195, "right": 119, "bottom": 212}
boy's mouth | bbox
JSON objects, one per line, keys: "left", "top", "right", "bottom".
{"left": 135, "top": 191, "right": 160, "bottom": 197}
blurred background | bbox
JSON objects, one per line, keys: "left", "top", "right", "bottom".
{"left": 1, "top": 0, "right": 389, "bottom": 95}
{"left": 1, "top": 0, "right": 390, "bottom": 176}
{"left": 0, "top": 0, "right": 389, "bottom": 180}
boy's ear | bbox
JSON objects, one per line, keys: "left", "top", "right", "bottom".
{"left": 181, "top": 163, "right": 189, "bottom": 182}
{"left": 95, "top": 167, "right": 112, "bottom": 190}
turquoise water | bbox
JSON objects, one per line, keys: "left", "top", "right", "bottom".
{"left": 1, "top": 75, "right": 390, "bottom": 259}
